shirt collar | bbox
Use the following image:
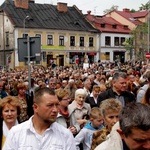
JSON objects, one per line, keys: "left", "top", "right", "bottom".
{"left": 90, "top": 93, "right": 94, "bottom": 97}
{"left": 29, "top": 116, "right": 55, "bottom": 134}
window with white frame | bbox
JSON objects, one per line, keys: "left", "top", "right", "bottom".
{"left": 105, "top": 36, "right": 111, "bottom": 46}
{"left": 114, "top": 37, "right": 119, "bottom": 46}
{"left": 59, "top": 36, "right": 64, "bottom": 46}
{"left": 89, "top": 37, "right": 94, "bottom": 47}
{"left": 70, "top": 36, "right": 75, "bottom": 46}
{"left": 80, "top": 37, "right": 84, "bottom": 47}
{"left": 47, "top": 35, "right": 53, "bottom": 45}
{"left": 121, "top": 37, "right": 125, "bottom": 46}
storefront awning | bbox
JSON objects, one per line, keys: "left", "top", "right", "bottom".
{"left": 87, "top": 52, "right": 96, "bottom": 56}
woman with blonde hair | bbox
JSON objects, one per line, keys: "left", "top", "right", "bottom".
{"left": 0, "top": 96, "right": 21, "bottom": 149}
{"left": 56, "top": 89, "right": 80, "bottom": 135}
{"left": 91, "top": 98, "right": 122, "bottom": 150}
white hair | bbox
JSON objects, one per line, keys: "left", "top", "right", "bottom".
{"left": 75, "top": 88, "right": 86, "bottom": 99}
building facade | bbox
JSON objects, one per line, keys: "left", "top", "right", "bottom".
{"left": 105, "top": 8, "right": 149, "bottom": 59}
{"left": 0, "top": 0, "right": 99, "bottom": 68}
{"left": 86, "top": 11, "right": 131, "bottom": 63}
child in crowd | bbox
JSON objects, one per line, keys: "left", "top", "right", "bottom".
{"left": 75, "top": 107, "right": 104, "bottom": 150}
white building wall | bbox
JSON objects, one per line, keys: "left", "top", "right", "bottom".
{"left": 100, "top": 32, "right": 131, "bottom": 62}
{"left": 14, "top": 29, "right": 19, "bottom": 66}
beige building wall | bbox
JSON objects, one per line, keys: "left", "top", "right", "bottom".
{"left": 17, "top": 28, "right": 98, "bottom": 67}
{"left": 0, "top": 11, "right": 15, "bottom": 68}
{"left": 106, "top": 11, "right": 136, "bottom": 30}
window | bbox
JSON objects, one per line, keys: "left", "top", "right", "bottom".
{"left": 70, "top": 36, "right": 75, "bottom": 46}
{"left": 112, "top": 24, "right": 117, "bottom": 29}
{"left": 42, "top": 51, "right": 46, "bottom": 62}
{"left": 35, "top": 34, "right": 41, "bottom": 37}
{"left": 114, "top": 37, "right": 119, "bottom": 46}
{"left": 35, "top": 61, "right": 40, "bottom": 64}
{"left": 124, "top": 25, "right": 128, "bottom": 29}
{"left": 89, "top": 37, "right": 94, "bottom": 47}
{"left": 59, "top": 36, "right": 64, "bottom": 46}
{"left": 80, "top": 37, "right": 84, "bottom": 47}
{"left": 121, "top": 37, "right": 125, "bottom": 46}
{"left": 105, "top": 36, "right": 111, "bottom": 46}
{"left": 23, "top": 33, "right": 28, "bottom": 38}
{"left": 47, "top": 35, "right": 53, "bottom": 45}
{"left": 105, "top": 52, "right": 110, "bottom": 60}
{"left": 6, "top": 32, "right": 9, "bottom": 46}
{"left": 101, "top": 24, "right": 105, "bottom": 28}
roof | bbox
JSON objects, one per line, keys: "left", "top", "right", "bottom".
{"left": 86, "top": 13, "right": 131, "bottom": 34}
{"left": 113, "top": 10, "right": 148, "bottom": 25}
{"left": 0, "top": 0, "right": 98, "bottom": 32}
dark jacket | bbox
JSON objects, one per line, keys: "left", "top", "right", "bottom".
{"left": 97, "top": 88, "right": 135, "bottom": 105}
{"left": 0, "top": 91, "right": 7, "bottom": 99}
{"left": 85, "top": 95, "right": 100, "bottom": 108}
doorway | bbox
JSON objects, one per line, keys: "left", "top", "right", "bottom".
{"left": 113, "top": 52, "right": 125, "bottom": 63}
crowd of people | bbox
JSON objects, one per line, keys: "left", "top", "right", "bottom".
{"left": 0, "top": 60, "right": 150, "bottom": 150}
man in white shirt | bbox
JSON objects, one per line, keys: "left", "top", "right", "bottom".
{"left": 3, "top": 87, "right": 76, "bottom": 150}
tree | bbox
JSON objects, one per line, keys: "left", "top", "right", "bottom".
{"left": 103, "top": 5, "right": 118, "bottom": 14}
{"left": 130, "top": 9, "right": 136, "bottom": 13}
{"left": 123, "top": 37, "right": 134, "bottom": 59}
{"left": 139, "top": 2, "right": 150, "bottom": 11}
{"left": 123, "top": 22, "right": 148, "bottom": 60}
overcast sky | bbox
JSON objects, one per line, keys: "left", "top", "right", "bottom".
{"left": 0, "top": 0, "right": 149, "bottom": 15}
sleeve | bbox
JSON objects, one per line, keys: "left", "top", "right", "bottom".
{"left": 88, "top": 104, "right": 91, "bottom": 115}
{"left": 65, "top": 130, "right": 77, "bottom": 150}
{"left": 136, "top": 89, "right": 145, "bottom": 102}
{"left": 75, "top": 129, "right": 85, "bottom": 147}
{"left": 70, "top": 113, "right": 80, "bottom": 133}
{"left": 2, "top": 128, "right": 17, "bottom": 150}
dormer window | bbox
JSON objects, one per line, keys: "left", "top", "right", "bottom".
{"left": 124, "top": 25, "right": 128, "bottom": 29}
{"left": 112, "top": 24, "right": 117, "bottom": 29}
{"left": 101, "top": 23, "right": 105, "bottom": 28}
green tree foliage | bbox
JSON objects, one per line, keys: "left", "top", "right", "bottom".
{"left": 103, "top": 5, "right": 118, "bottom": 14}
{"left": 123, "top": 37, "right": 134, "bottom": 51}
{"left": 124, "top": 23, "right": 148, "bottom": 59}
{"left": 130, "top": 9, "right": 136, "bottom": 13}
{"left": 139, "top": 1, "right": 150, "bottom": 11}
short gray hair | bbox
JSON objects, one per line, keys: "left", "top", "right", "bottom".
{"left": 119, "top": 102, "right": 150, "bottom": 137}
{"left": 112, "top": 72, "right": 127, "bottom": 81}
{"left": 75, "top": 88, "right": 87, "bottom": 99}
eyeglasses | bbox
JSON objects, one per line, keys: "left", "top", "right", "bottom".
{"left": 62, "top": 97, "right": 71, "bottom": 101}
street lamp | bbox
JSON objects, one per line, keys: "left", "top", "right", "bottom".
{"left": 23, "top": 16, "right": 30, "bottom": 38}
{"left": 23, "top": 16, "right": 31, "bottom": 94}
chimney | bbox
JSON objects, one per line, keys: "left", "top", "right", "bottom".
{"left": 87, "top": 10, "right": 91, "bottom": 15}
{"left": 123, "top": 8, "right": 130, "bottom": 12}
{"left": 14, "top": 0, "right": 29, "bottom": 9}
{"left": 57, "top": 2, "right": 68, "bottom": 13}
{"left": 29, "top": 0, "right": 35, "bottom": 3}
